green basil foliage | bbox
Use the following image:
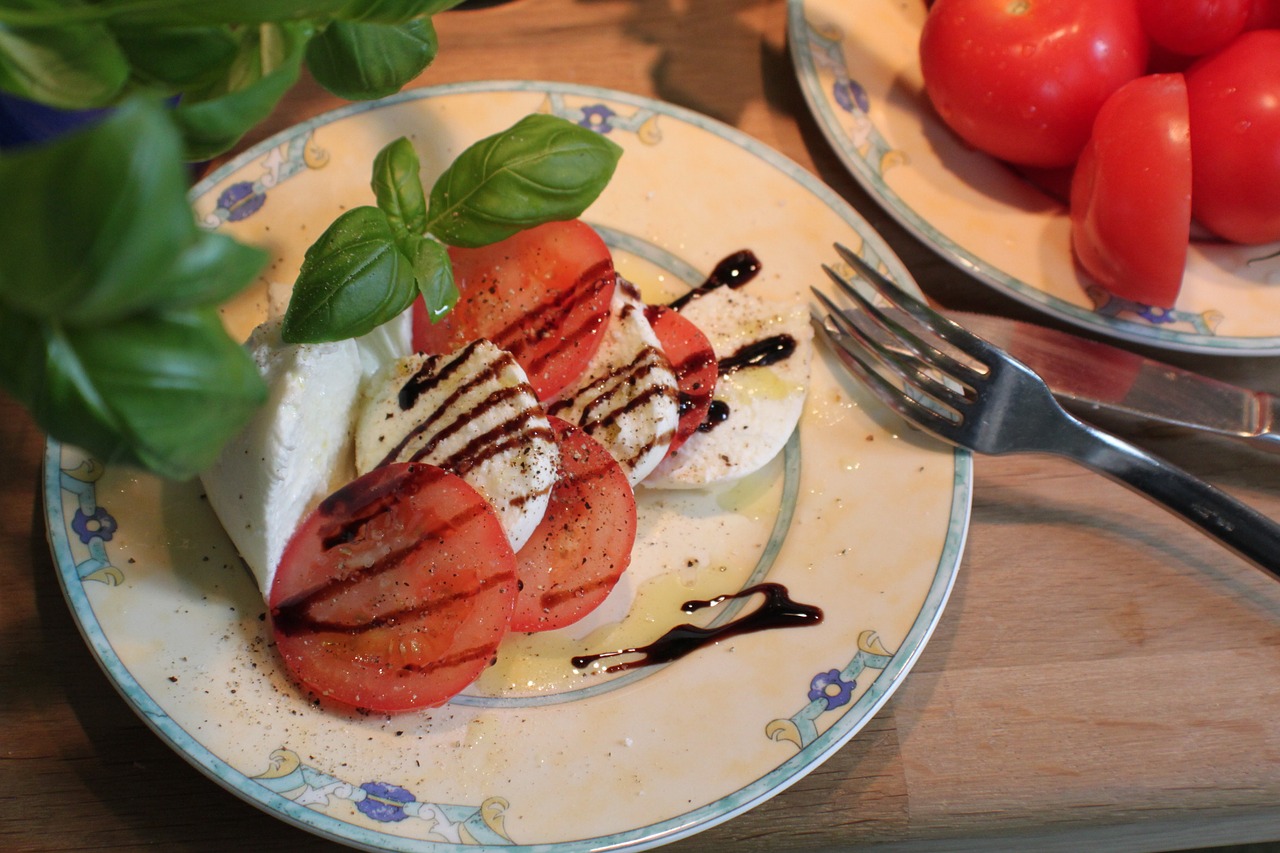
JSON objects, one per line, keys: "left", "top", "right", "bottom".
{"left": 282, "top": 115, "right": 622, "bottom": 344}
{"left": 0, "top": 99, "right": 268, "bottom": 479}
{"left": 0, "top": 0, "right": 464, "bottom": 478}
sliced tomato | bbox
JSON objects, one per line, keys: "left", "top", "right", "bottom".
{"left": 269, "top": 462, "right": 517, "bottom": 712}
{"left": 512, "top": 416, "right": 636, "bottom": 632}
{"left": 1069, "top": 73, "right": 1191, "bottom": 308}
{"left": 412, "top": 219, "right": 616, "bottom": 401}
{"left": 644, "top": 304, "right": 717, "bottom": 455}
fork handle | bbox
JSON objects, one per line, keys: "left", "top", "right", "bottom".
{"left": 1055, "top": 417, "right": 1280, "bottom": 577}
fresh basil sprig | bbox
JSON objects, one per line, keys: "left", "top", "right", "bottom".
{"left": 282, "top": 113, "right": 623, "bottom": 344}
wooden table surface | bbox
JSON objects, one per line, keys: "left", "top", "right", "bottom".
{"left": 6, "top": 1, "right": 1280, "bottom": 851}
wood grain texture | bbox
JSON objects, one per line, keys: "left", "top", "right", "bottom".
{"left": 6, "top": 1, "right": 1280, "bottom": 850}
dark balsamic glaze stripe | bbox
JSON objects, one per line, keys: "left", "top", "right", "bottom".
{"left": 573, "top": 345, "right": 671, "bottom": 424}
{"left": 397, "top": 339, "right": 487, "bottom": 411}
{"left": 273, "top": 489, "right": 498, "bottom": 638}
{"left": 668, "top": 249, "right": 761, "bottom": 311}
{"left": 698, "top": 399, "right": 730, "bottom": 432}
{"left": 541, "top": 572, "right": 619, "bottom": 610}
{"left": 570, "top": 583, "right": 823, "bottom": 673}
{"left": 718, "top": 334, "right": 797, "bottom": 375}
{"left": 492, "top": 261, "right": 615, "bottom": 373}
{"left": 399, "top": 619, "right": 515, "bottom": 674}
{"left": 410, "top": 397, "right": 551, "bottom": 472}
{"left": 379, "top": 341, "right": 498, "bottom": 466}
{"left": 274, "top": 576, "right": 481, "bottom": 637}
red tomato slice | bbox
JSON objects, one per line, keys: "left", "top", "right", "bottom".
{"left": 1069, "top": 73, "right": 1191, "bottom": 309}
{"left": 644, "top": 304, "right": 717, "bottom": 455}
{"left": 269, "top": 462, "right": 517, "bottom": 712}
{"left": 412, "top": 219, "right": 616, "bottom": 401}
{"left": 512, "top": 416, "right": 636, "bottom": 632}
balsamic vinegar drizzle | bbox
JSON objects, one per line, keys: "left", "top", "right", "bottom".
{"left": 666, "top": 249, "right": 802, "bottom": 434}
{"left": 718, "top": 334, "right": 796, "bottom": 375}
{"left": 667, "top": 249, "right": 761, "bottom": 310}
{"left": 570, "top": 583, "right": 823, "bottom": 673}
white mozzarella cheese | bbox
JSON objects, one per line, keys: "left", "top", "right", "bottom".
{"left": 354, "top": 339, "right": 558, "bottom": 552}
{"left": 353, "top": 305, "right": 413, "bottom": 379}
{"left": 200, "top": 319, "right": 364, "bottom": 596}
{"left": 547, "top": 282, "right": 679, "bottom": 487}
{"left": 643, "top": 287, "right": 813, "bottom": 489}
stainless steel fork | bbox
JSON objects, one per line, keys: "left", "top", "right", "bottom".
{"left": 813, "top": 243, "right": 1280, "bottom": 579}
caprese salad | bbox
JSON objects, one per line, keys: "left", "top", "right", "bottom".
{"left": 200, "top": 216, "right": 813, "bottom": 713}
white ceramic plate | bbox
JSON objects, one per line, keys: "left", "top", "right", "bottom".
{"left": 44, "top": 81, "right": 970, "bottom": 852}
{"left": 789, "top": 0, "right": 1280, "bottom": 355}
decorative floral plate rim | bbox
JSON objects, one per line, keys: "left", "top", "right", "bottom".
{"left": 788, "top": 0, "right": 1280, "bottom": 355}
{"left": 44, "top": 80, "right": 971, "bottom": 852}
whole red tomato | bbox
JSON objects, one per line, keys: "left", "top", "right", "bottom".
{"left": 1185, "top": 30, "right": 1280, "bottom": 244}
{"left": 919, "top": 0, "right": 1149, "bottom": 168}
{"left": 1245, "top": 0, "right": 1280, "bottom": 30}
{"left": 1138, "top": 0, "right": 1250, "bottom": 58}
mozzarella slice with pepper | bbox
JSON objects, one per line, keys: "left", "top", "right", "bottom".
{"left": 643, "top": 287, "right": 813, "bottom": 489}
{"left": 200, "top": 319, "right": 365, "bottom": 595}
{"left": 547, "top": 281, "right": 680, "bottom": 486}
{"left": 354, "top": 339, "right": 559, "bottom": 552}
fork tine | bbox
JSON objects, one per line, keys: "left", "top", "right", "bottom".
{"left": 810, "top": 312, "right": 962, "bottom": 431}
{"left": 812, "top": 287, "right": 969, "bottom": 413}
{"left": 833, "top": 243, "right": 993, "bottom": 369}
{"left": 821, "top": 258, "right": 981, "bottom": 385}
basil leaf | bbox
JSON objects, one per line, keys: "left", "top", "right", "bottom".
{"left": 335, "top": 0, "right": 463, "bottom": 22}
{"left": 104, "top": 1, "right": 353, "bottom": 27}
{"left": 0, "top": 0, "right": 128, "bottom": 109}
{"left": 170, "top": 22, "right": 309, "bottom": 160}
{"left": 403, "top": 233, "right": 457, "bottom": 323}
{"left": 0, "top": 96, "right": 200, "bottom": 323}
{"left": 282, "top": 206, "right": 418, "bottom": 343}
{"left": 305, "top": 17, "right": 437, "bottom": 101}
{"left": 150, "top": 230, "right": 269, "bottom": 310}
{"left": 0, "top": 304, "right": 267, "bottom": 481}
{"left": 110, "top": 24, "right": 240, "bottom": 92}
{"left": 371, "top": 136, "right": 428, "bottom": 235}
{"left": 426, "top": 113, "right": 622, "bottom": 248}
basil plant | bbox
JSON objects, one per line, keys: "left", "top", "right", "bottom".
{"left": 0, "top": 0, "right": 553, "bottom": 480}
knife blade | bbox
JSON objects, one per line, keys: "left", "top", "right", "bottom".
{"left": 947, "top": 311, "right": 1280, "bottom": 453}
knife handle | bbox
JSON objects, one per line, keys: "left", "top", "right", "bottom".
{"left": 1055, "top": 416, "right": 1280, "bottom": 578}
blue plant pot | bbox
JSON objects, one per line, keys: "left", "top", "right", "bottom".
{"left": 0, "top": 93, "right": 113, "bottom": 149}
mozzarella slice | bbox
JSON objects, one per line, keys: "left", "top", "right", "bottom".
{"left": 354, "top": 339, "right": 559, "bottom": 552}
{"left": 644, "top": 287, "right": 813, "bottom": 489}
{"left": 548, "top": 281, "right": 679, "bottom": 486}
{"left": 200, "top": 319, "right": 364, "bottom": 595}
{"left": 352, "top": 305, "right": 413, "bottom": 379}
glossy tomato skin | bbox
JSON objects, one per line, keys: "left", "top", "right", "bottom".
{"left": 269, "top": 462, "right": 517, "bottom": 712}
{"left": 643, "top": 304, "right": 717, "bottom": 455}
{"left": 1245, "top": 0, "right": 1280, "bottom": 30}
{"left": 511, "top": 417, "right": 636, "bottom": 632}
{"left": 919, "top": 0, "right": 1149, "bottom": 168}
{"left": 412, "top": 219, "right": 616, "bottom": 400}
{"left": 1138, "top": 0, "right": 1250, "bottom": 58}
{"left": 1185, "top": 30, "right": 1280, "bottom": 245}
{"left": 1069, "top": 73, "right": 1191, "bottom": 308}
